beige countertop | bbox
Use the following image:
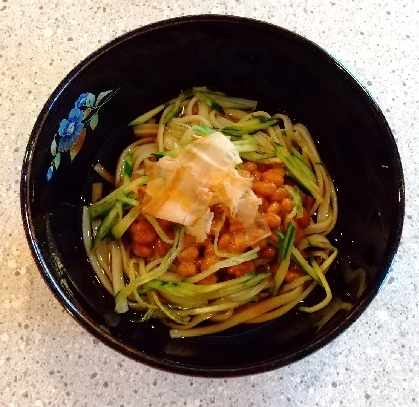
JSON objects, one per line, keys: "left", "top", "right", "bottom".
{"left": 1, "top": 1, "right": 417, "bottom": 406}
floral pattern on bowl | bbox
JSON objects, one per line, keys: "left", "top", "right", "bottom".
{"left": 47, "top": 89, "right": 118, "bottom": 180}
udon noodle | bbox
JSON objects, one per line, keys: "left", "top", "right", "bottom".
{"left": 82, "top": 87, "right": 338, "bottom": 338}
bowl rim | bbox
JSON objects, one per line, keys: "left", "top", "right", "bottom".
{"left": 20, "top": 14, "right": 405, "bottom": 377}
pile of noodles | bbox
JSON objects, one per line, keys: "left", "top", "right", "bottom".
{"left": 82, "top": 88, "right": 338, "bottom": 338}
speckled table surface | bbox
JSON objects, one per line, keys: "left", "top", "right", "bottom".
{"left": 1, "top": 1, "right": 418, "bottom": 406}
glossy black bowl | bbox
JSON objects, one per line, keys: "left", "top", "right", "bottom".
{"left": 21, "top": 15, "right": 404, "bottom": 376}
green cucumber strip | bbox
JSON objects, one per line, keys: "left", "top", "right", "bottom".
{"left": 144, "top": 215, "right": 174, "bottom": 244}
{"left": 272, "top": 228, "right": 322, "bottom": 285}
{"left": 123, "top": 152, "right": 133, "bottom": 185}
{"left": 143, "top": 273, "right": 269, "bottom": 301}
{"left": 284, "top": 185, "right": 303, "bottom": 218}
{"left": 291, "top": 249, "right": 323, "bottom": 285}
{"left": 232, "top": 138, "right": 259, "bottom": 153}
{"left": 272, "top": 223, "right": 296, "bottom": 295}
{"left": 192, "top": 86, "right": 225, "bottom": 95}
{"left": 191, "top": 124, "right": 216, "bottom": 135}
{"left": 290, "top": 148, "right": 318, "bottom": 185}
{"left": 274, "top": 143, "right": 322, "bottom": 200}
{"left": 162, "top": 106, "right": 181, "bottom": 124}
{"left": 191, "top": 87, "right": 257, "bottom": 110}
{"left": 88, "top": 176, "right": 149, "bottom": 219}
{"left": 147, "top": 273, "right": 261, "bottom": 296}
{"left": 136, "top": 286, "right": 156, "bottom": 296}
{"left": 117, "top": 195, "right": 139, "bottom": 208}
{"left": 163, "top": 90, "right": 192, "bottom": 124}
{"left": 128, "top": 103, "right": 167, "bottom": 126}
{"left": 287, "top": 174, "right": 313, "bottom": 196}
{"left": 299, "top": 257, "right": 332, "bottom": 313}
{"left": 279, "top": 223, "right": 295, "bottom": 263}
{"left": 110, "top": 207, "right": 141, "bottom": 240}
{"left": 221, "top": 118, "right": 279, "bottom": 137}
{"left": 204, "top": 94, "right": 257, "bottom": 110}
{"left": 194, "top": 92, "right": 225, "bottom": 114}
{"left": 114, "top": 227, "right": 185, "bottom": 309}
{"left": 186, "top": 247, "right": 259, "bottom": 283}
{"left": 174, "top": 298, "right": 255, "bottom": 317}
{"left": 273, "top": 228, "right": 284, "bottom": 241}
{"left": 150, "top": 291, "right": 190, "bottom": 325}
{"left": 93, "top": 201, "right": 123, "bottom": 248}
{"left": 151, "top": 152, "right": 165, "bottom": 158}
{"left": 239, "top": 152, "right": 270, "bottom": 162}
{"left": 151, "top": 149, "right": 180, "bottom": 158}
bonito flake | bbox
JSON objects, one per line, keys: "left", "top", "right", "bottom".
{"left": 142, "top": 132, "right": 269, "bottom": 242}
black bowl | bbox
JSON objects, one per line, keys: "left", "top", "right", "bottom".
{"left": 20, "top": 15, "right": 404, "bottom": 377}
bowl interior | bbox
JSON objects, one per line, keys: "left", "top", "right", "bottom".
{"left": 21, "top": 15, "right": 404, "bottom": 376}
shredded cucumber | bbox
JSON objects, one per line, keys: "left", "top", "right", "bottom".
{"left": 151, "top": 149, "right": 180, "bottom": 158}
{"left": 299, "top": 257, "right": 332, "bottom": 312}
{"left": 128, "top": 103, "right": 167, "bottom": 126}
{"left": 191, "top": 124, "right": 216, "bottom": 135}
{"left": 117, "top": 195, "right": 139, "bottom": 208}
{"left": 93, "top": 201, "right": 123, "bottom": 248}
{"left": 290, "top": 148, "right": 318, "bottom": 185}
{"left": 88, "top": 176, "right": 148, "bottom": 219}
{"left": 192, "top": 87, "right": 257, "bottom": 110}
{"left": 174, "top": 298, "right": 255, "bottom": 317}
{"left": 272, "top": 228, "right": 322, "bottom": 285}
{"left": 144, "top": 215, "right": 174, "bottom": 244}
{"left": 291, "top": 248, "right": 323, "bottom": 285}
{"left": 240, "top": 151, "right": 271, "bottom": 161}
{"left": 284, "top": 185, "right": 303, "bottom": 218}
{"left": 186, "top": 247, "right": 260, "bottom": 283}
{"left": 222, "top": 118, "right": 279, "bottom": 137}
{"left": 232, "top": 136, "right": 259, "bottom": 153}
{"left": 194, "top": 92, "right": 225, "bottom": 114}
{"left": 110, "top": 207, "right": 141, "bottom": 240}
{"left": 272, "top": 222, "right": 296, "bottom": 295}
{"left": 142, "top": 273, "right": 269, "bottom": 301}
{"left": 150, "top": 292, "right": 190, "bottom": 324}
{"left": 192, "top": 86, "right": 224, "bottom": 95}
{"left": 123, "top": 152, "right": 133, "bottom": 185}
{"left": 274, "top": 143, "right": 322, "bottom": 201}
{"left": 114, "top": 227, "right": 185, "bottom": 312}
{"left": 163, "top": 90, "right": 192, "bottom": 124}
{"left": 204, "top": 94, "right": 257, "bottom": 111}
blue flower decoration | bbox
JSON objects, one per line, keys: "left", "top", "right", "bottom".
{"left": 46, "top": 165, "right": 54, "bottom": 181}
{"left": 75, "top": 92, "right": 95, "bottom": 108}
{"left": 47, "top": 89, "right": 118, "bottom": 181}
{"left": 75, "top": 93, "right": 89, "bottom": 108}
{"left": 57, "top": 107, "right": 85, "bottom": 152}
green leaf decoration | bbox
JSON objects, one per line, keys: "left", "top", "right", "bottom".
{"left": 51, "top": 137, "right": 57, "bottom": 156}
{"left": 90, "top": 113, "right": 99, "bottom": 130}
{"left": 54, "top": 152, "right": 61, "bottom": 169}
{"left": 95, "top": 90, "right": 113, "bottom": 107}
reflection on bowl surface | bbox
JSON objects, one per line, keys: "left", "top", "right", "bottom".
{"left": 21, "top": 15, "right": 404, "bottom": 377}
